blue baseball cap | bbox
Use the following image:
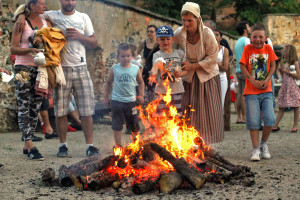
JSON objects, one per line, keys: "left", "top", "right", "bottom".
{"left": 156, "top": 25, "right": 174, "bottom": 37}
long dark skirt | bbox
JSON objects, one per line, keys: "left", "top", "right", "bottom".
{"left": 182, "top": 74, "right": 224, "bottom": 144}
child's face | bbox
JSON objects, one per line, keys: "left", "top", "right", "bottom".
{"left": 157, "top": 36, "right": 174, "bottom": 52}
{"left": 118, "top": 49, "right": 132, "bottom": 66}
{"left": 250, "top": 30, "right": 267, "bottom": 49}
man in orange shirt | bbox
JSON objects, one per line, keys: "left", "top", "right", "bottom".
{"left": 240, "top": 23, "right": 277, "bottom": 162}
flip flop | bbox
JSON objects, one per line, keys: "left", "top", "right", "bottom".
{"left": 236, "top": 121, "right": 246, "bottom": 124}
{"left": 272, "top": 127, "right": 280, "bottom": 132}
{"left": 291, "top": 129, "right": 298, "bottom": 133}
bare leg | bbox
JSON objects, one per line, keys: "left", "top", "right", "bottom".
{"left": 25, "top": 140, "right": 34, "bottom": 151}
{"left": 293, "top": 107, "right": 299, "bottom": 130}
{"left": 113, "top": 130, "right": 122, "bottom": 146}
{"left": 40, "top": 110, "right": 53, "bottom": 134}
{"left": 261, "top": 126, "right": 272, "bottom": 142}
{"left": 236, "top": 93, "right": 243, "bottom": 122}
{"left": 250, "top": 129, "right": 260, "bottom": 148}
{"left": 241, "top": 95, "right": 246, "bottom": 122}
{"left": 69, "top": 110, "right": 81, "bottom": 124}
{"left": 81, "top": 116, "right": 93, "bottom": 144}
{"left": 56, "top": 115, "right": 68, "bottom": 143}
{"left": 273, "top": 108, "right": 285, "bottom": 129}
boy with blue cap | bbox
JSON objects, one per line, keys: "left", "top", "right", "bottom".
{"left": 149, "top": 25, "right": 187, "bottom": 116}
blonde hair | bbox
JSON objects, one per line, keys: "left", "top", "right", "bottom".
{"left": 283, "top": 44, "right": 298, "bottom": 65}
{"left": 13, "top": 0, "right": 39, "bottom": 21}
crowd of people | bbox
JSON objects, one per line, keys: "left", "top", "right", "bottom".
{"left": 7, "top": 0, "right": 300, "bottom": 162}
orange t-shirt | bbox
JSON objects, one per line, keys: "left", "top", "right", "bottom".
{"left": 239, "top": 44, "right": 277, "bottom": 95}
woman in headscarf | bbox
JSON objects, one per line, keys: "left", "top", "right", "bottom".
{"left": 174, "top": 2, "right": 224, "bottom": 144}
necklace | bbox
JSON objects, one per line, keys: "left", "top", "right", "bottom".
{"left": 188, "top": 31, "right": 198, "bottom": 40}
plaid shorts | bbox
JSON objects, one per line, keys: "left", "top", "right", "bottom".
{"left": 53, "top": 65, "right": 95, "bottom": 117}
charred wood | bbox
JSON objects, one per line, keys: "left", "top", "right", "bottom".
{"left": 150, "top": 143, "right": 206, "bottom": 189}
{"left": 58, "top": 155, "right": 119, "bottom": 187}
{"left": 132, "top": 180, "right": 158, "bottom": 194}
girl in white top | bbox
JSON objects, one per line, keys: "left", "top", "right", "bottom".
{"left": 214, "top": 29, "right": 229, "bottom": 110}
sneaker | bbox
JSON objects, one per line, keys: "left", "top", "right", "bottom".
{"left": 260, "top": 144, "right": 271, "bottom": 159}
{"left": 250, "top": 149, "right": 261, "bottom": 161}
{"left": 21, "top": 135, "right": 43, "bottom": 142}
{"left": 57, "top": 145, "right": 69, "bottom": 157}
{"left": 28, "top": 147, "right": 44, "bottom": 161}
{"left": 67, "top": 125, "right": 77, "bottom": 132}
{"left": 23, "top": 148, "right": 28, "bottom": 154}
{"left": 45, "top": 131, "right": 59, "bottom": 139}
{"left": 86, "top": 146, "right": 100, "bottom": 157}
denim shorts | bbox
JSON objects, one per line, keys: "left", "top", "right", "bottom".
{"left": 245, "top": 92, "right": 275, "bottom": 130}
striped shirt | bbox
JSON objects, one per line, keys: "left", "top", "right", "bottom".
{"left": 15, "top": 19, "right": 47, "bottom": 66}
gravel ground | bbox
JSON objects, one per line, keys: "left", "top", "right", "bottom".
{"left": 0, "top": 108, "right": 300, "bottom": 200}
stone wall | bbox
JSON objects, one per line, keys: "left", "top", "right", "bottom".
{"left": 264, "top": 14, "right": 300, "bottom": 58}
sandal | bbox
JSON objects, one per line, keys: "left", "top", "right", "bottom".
{"left": 272, "top": 127, "right": 280, "bottom": 132}
{"left": 291, "top": 129, "right": 298, "bottom": 133}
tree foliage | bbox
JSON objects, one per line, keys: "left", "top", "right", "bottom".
{"left": 222, "top": 0, "right": 300, "bottom": 24}
{"left": 127, "top": 0, "right": 300, "bottom": 25}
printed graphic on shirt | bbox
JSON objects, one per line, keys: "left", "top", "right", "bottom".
{"left": 119, "top": 74, "right": 133, "bottom": 83}
{"left": 250, "top": 54, "right": 269, "bottom": 81}
{"left": 162, "top": 57, "right": 181, "bottom": 81}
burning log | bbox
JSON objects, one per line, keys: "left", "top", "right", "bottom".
{"left": 141, "top": 144, "right": 156, "bottom": 162}
{"left": 158, "top": 172, "right": 183, "bottom": 194}
{"left": 77, "top": 171, "right": 119, "bottom": 191}
{"left": 150, "top": 143, "right": 206, "bottom": 189}
{"left": 132, "top": 180, "right": 158, "bottom": 194}
{"left": 58, "top": 155, "right": 119, "bottom": 187}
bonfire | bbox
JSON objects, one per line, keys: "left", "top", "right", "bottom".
{"left": 41, "top": 80, "right": 254, "bottom": 194}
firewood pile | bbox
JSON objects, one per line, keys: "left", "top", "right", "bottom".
{"left": 41, "top": 140, "right": 255, "bottom": 194}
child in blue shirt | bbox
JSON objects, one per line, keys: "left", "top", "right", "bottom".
{"left": 104, "top": 43, "right": 145, "bottom": 147}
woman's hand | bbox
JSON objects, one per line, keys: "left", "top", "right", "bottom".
{"left": 181, "top": 61, "right": 196, "bottom": 71}
{"left": 29, "top": 48, "right": 41, "bottom": 55}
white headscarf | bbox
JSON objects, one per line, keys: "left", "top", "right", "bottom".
{"left": 181, "top": 2, "right": 204, "bottom": 54}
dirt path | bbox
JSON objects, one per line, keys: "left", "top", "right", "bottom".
{"left": 0, "top": 110, "right": 299, "bottom": 199}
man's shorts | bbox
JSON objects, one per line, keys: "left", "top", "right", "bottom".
{"left": 236, "top": 72, "right": 245, "bottom": 95}
{"left": 245, "top": 92, "right": 275, "bottom": 130}
{"left": 53, "top": 65, "right": 95, "bottom": 117}
{"left": 111, "top": 100, "right": 140, "bottom": 132}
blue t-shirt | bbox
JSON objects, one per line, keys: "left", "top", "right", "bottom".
{"left": 111, "top": 63, "right": 139, "bottom": 103}
{"left": 234, "top": 36, "right": 247, "bottom": 73}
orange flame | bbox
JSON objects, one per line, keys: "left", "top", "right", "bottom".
{"left": 105, "top": 79, "right": 212, "bottom": 183}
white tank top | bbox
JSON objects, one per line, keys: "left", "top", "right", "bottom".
{"left": 217, "top": 46, "right": 226, "bottom": 77}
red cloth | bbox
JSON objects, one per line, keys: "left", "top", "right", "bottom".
{"left": 231, "top": 90, "right": 236, "bottom": 102}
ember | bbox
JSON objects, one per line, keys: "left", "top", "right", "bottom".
{"left": 42, "top": 81, "right": 254, "bottom": 194}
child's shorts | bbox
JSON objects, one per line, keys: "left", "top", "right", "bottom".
{"left": 245, "top": 92, "right": 275, "bottom": 130}
{"left": 111, "top": 100, "right": 140, "bottom": 132}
